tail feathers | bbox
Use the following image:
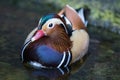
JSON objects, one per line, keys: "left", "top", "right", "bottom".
{"left": 77, "top": 8, "right": 89, "bottom": 27}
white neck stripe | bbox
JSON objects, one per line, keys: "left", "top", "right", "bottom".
{"left": 64, "top": 50, "right": 71, "bottom": 67}
{"left": 21, "top": 40, "right": 31, "bottom": 62}
{"left": 57, "top": 52, "right": 66, "bottom": 68}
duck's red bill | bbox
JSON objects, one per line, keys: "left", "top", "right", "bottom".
{"left": 31, "top": 30, "right": 45, "bottom": 42}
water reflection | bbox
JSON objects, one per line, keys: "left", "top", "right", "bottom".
{"left": 24, "top": 54, "right": 88, "bottom": 80}
{"left": 27, "top": 67, "right": 70, "bottom": 80}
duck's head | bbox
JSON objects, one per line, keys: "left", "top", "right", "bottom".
{"left": 31, "top": 14, "right": 72, "bottom": 42}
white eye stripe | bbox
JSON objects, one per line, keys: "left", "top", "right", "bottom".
{"left": 43, "top": 18, "right": 65, "bottom": 27}
{"left": 42, "top": 18, "right": 68, "bottom": 34}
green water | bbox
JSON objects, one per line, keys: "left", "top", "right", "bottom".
{"left": 0, "top": 0, "right": 120, "bottom": 80}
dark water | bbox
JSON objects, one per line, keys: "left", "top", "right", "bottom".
{"left": 0, "top": 0, "right": 120, "bottom": 80}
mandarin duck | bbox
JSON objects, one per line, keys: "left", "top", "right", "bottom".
{"left": 21, "top": 5, "right": 89, "bottom": 68}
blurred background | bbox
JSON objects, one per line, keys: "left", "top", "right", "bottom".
{"left": 0, "top": 0, "right": 120, "bottom": 80}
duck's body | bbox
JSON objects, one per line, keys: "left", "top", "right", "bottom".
{"left": 70, "top": 29, "right": 89, "bottom": 63}
{"left": 21, "top": 5, "right": 89, "bottom": 68}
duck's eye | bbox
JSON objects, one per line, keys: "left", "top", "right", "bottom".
{"left": 48, "top": 23, "right": 54, "bottom": 28}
